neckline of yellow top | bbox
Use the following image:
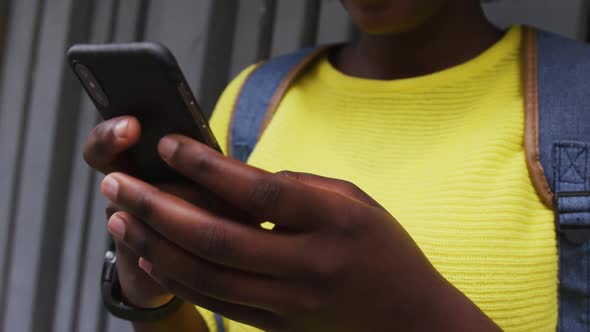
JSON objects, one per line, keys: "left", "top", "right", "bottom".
{"left": 315, "top": 25, "right": 521, "bottom": 92}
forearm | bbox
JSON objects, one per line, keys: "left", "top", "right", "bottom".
{"left": 131, "top": 302, "right": 209, "bottom": 332}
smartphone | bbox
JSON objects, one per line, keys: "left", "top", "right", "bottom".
{"left": 67, "top": 42, "right": 221, "bottom": 183}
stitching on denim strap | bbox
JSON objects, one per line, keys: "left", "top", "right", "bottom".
{"left": 560, "top": 147, "right": 587, "bottom": 184}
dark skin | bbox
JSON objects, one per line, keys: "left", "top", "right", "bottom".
{"left": 337, "top": 0, "right": 502, "bottom": 80}
{"left": 87, "top": 0, "right": 506, "bottom": 330}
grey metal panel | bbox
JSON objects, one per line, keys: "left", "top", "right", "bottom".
{"left": 271, "top": 1, "right": 308, "bottom": 57}
{"left": 271, "top": 0, "right": 321, "bottom": 56}
{"left": 51, "top": 113, "right": 101, "bottom": 332}
{"left": 51, "top": 116, "right": 100, "bottom": 332}
{"left": 51, "top": 1, "right": 117, "bottom": 331}
{"left": 483, "top": 0, "right": 588, "bottom": 40}
{"left": 229, "top": 0, "right": 267, "bottom": 78}
{"left": 106, "top": 314, "right": 133, "bottom": 332}
{"left": 0, "top": 0, "right": 92, "bottom": 330}
{"left": 31, "top": 0, "right": 95, "bottom": 330}
{"left": 74, "top": 175, "right": 109, "bottom": 332}
{"left": 0, "top": 0, "right": 12, "bottom": 77}
{"left": 256, "top": 0, "right": 277, "bottom": 61}
{"left": 301, "top": 0, "right": 321, "bottom": 48}
{"left": 0, "top": 0, "right": 44, "bottom": 327}
{"left": 197, "top": 0, "right": 238, "bottom": 117}
{"left": 228, "top": 0, "right": 321, "bottom": 98}
{"left": 316, "top": 0, "right": 352, "bottom": 44}
{"left": 143, "top": 0, "right": 214, "bottom": 97}
{"left": 111, "top": 0, "right": 148, "bottom": 42}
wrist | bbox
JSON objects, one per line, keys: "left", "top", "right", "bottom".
{"left": 120, "top": 290, "right": 175, "bottom": 309}
{"left": 102, "top": 248, "right": 184, "bottom": 322}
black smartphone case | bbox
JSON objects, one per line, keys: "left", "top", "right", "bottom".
{"left": 67, "top": 42, "right": 221, "bottom": 183}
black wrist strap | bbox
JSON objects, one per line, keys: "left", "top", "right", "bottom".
{"left": 101, "top": 244, "right": 184, "bottom": 322}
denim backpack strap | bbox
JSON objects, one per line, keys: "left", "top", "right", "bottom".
{"left": 228, "top": 46, "right": 332, "bottom": 162}
{"left": 213, "top": 46, "right": 330, "bottom": 332}
{"left": 525, "top": 27, "right": 590, "bottom": 331}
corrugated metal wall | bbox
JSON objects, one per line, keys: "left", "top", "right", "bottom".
{"left": 0, "top": 1, "right": 587, "bottom": 331}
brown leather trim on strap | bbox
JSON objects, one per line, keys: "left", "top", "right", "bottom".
{"left": 258, "top": 45, "right": 337, "bottom": 139}
{"left": 226, "top": 62, "right": 263, "bottom": 157}
{"left": 523, "top": 26, "right": 554, "bottom": 209}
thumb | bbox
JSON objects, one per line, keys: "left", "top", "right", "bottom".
{"left": 277, "top": 171, "right": 382, "bottom": 208}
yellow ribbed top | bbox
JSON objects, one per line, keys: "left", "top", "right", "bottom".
{"left": 200, "top": 26, "right": 557, "bottom": 332}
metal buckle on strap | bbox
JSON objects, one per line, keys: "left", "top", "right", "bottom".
{"left": 555, "top": 191, "right": 590, "bottom": 245}
{"left": 561, "top": 229, "right": 590, "bottom": 245}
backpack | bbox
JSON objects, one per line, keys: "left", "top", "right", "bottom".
{"left": 218, "top": 26, "right": 590, "bottom": 332}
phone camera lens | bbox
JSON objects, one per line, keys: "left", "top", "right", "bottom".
{"left": 75, "top": 63, "right": 110, "bottom": 107}
{"left": 78, "top": 65, "right": 90, "bottom": 79}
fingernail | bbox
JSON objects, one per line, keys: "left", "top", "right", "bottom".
{"left": 113, "top": 119, "right": 129, "bottom": 139}
{"left": 138, "top": 257, "right": 152, "bottom": 273}
{"left": 159, "top": 136, "right": 179, "bottom": 160}
{"left": 108, "top": 214, "right": 126, "bottom": 239}
{"left": 101, "top": 176, "right": 119, "bottom": 199}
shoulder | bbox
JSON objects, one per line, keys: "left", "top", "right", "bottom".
{"left": 535, "top": 29, "right": 590, "bottom": 68}
{"left": 209, "top": 64, "right": 259, "bottom": 155}
{"left": 210, "top": 46, "right": 331, "bottom": 156}
{"left": 533, "top": 27, "right": 590, "bottom": 111}
{"left": 533, "top": 28, "right": 590, "bottom": 107}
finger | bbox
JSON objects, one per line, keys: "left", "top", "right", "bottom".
{"left": 155, "top": 183, "right": 260, "bottom": 226}
{"left": 107, "top": 202, "right": 142, "bottom": 286}
{"left": 144, "top": 266, "right": 283, "bottom": 331}
{"left": 109, "top": 211, "right": 298, "bottom": 312}
{"left": 107, "top": 202, "right": 141, "bottom": 281}
{"left": 112, "top": 183, "right": 260, "bottom": 230}
{"left": 278, "top": 171, "right": 382, "bottom": 208}
{"left": 107, "top": 205, "right": 169, "bottom": 303}
{"left": 113, "top": 238, "right": 169, "bottom": 304}
{"left": 157, "top": 135, "right": 344, "bottom": 230}
{"left": 102, "top": 173, "right": 310, "bottom": 276}
{"left": 106, "top": 201, "right": 119, "bottom": 220}
{"left": 83, "top": 116, "right": 141, "bottom": 174}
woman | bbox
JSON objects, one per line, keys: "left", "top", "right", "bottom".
{"left": 87, "top": 0, "right": 563, "bottom": 331}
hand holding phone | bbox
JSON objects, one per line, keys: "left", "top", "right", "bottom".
{"left": 69, "top": 42, "right": 226, "bottom": 312}
{"left": 68, "top": 42, "right": 221, "bottom": 183}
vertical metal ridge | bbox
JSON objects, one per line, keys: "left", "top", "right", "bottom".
{"left": 94, "top": 194, "right": 110, "bottom": 332}
{"left": 69, "top": 166, "right": 99, "bottom": 332}
{"left": 0, "top": 0, "right": 46, "bottom": 329}
{"left": 256, "top": 0, "right": 277, "bottom": 61}
{"left": 0, "top": 0, "right": 13, "bottom": 92}
{"left": 199, "top": 0, "right": 238, "bottom": 117}
{"left": 30, "top": 0, "right": 96, "bottom": 330}
{"left": 134, "top": 0, "right": 150, "bottom": 41}
{"left": 301, "top": 0, "right": 320, "bottom": 47}
{"left": 107, "top": 0, "right": 121, "bottom": 42}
